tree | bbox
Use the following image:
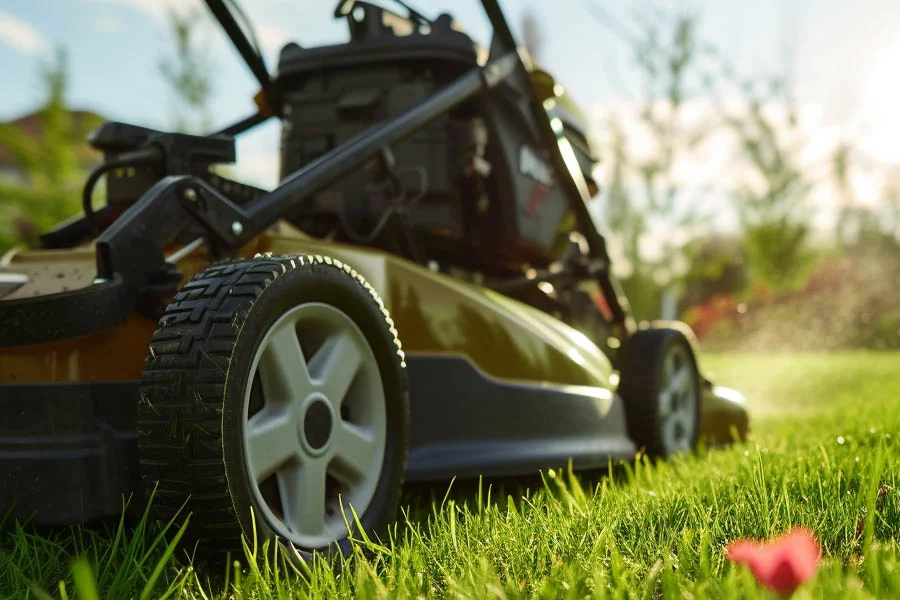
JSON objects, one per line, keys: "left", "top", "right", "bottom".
{"left": 158, "top": 7, "right": 213, "bottom": 134}
{"left": 831, "top": 143, "right": 900, "bottom": 255}
{"left": 724, "top": 89, "right": 816, "bottom": 291}
{"left": 0, "top": 47, "right": 99, "bottom": 251}
{"left": 587, "top": 4, "right": 719, "bottom": 319}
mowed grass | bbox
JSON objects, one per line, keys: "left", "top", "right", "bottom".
{"left": 2, "top": 351, "right": 899, "bottom": 599}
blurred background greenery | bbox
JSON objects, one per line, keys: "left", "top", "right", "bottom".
{"left": 0, "top": 1, "right": 897, "bottom": 351}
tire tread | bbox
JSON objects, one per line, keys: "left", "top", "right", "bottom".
{"left": 137, "top": 254, "right": 406, "bottom": 558}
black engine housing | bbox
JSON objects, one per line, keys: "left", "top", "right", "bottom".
{"left": 275, "top": 3, "right": 582, "bottom": 273}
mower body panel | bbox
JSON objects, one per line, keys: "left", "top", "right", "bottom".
{"left": 1, "top": 228, "right": 616, "bottom": 388}
{"left": 0, "top": 231, "right": 640, "bottom": 524}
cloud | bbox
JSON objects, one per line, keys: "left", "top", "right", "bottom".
{"left": 0, "top": 11, "right": 47, "bottom": 54}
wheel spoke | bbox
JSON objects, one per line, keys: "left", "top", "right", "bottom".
{"left": 246, "top": 409, "right": 299, "bottom": 482}
{"left": 664, "top": 351, "right": 677, "bottom": 379}
{"left": 242, "top": 302, "right": 389, "bottom": 548}
{"left": 279, "top": 458, "right": 328, "bottom": 537}
{"left": 662, "top": 412, "right": 683, "bottom": 450}
{"left": 309, "top": 331, "right": 363, "bottom": 408}
{"left": 331, "top": 421, "right": 377, "bottom": 484}
{"left": 658, "top": 389, "right": 674, "bottom": 417}
{"left": 678, "top": 410, "right": 694, "bottom": 443}
{"left": 665, "top": 408, "right": 694, "bottom": 451}
{"left": 259, "top": 318, "right": 313, "bottom": 404}
{"left": 668, "top": 366, "right": 691, "bottom": 398}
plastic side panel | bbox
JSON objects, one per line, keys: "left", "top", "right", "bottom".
{"left": 0, "top": 314, "right": 158, "bottom": 384}
{"left": 403, "top": 354, "right": 635, "bottom": 481}
{"left": 263, "top": 232, "right": 616, "bottom": 388}
{"left": 0, "top": 381, "right": 139, "bottom": 526}
{"left": 0, "top": 232, "right": 616, "bottom": 389}
{"left": 0, "top": 239, "right": 271, "bottom": 385}
{"left": 700, "top": 384, "right": 750, "bottom": 444}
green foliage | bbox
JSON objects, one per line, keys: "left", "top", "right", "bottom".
{"left": 0, "top": 6, "right": 220, "bottom": 257}
{"left": 0, "top": 47, "right": 99, "bottom": 252}
{"left": 680, "top": 234, "right": 748, "bottom": 307}
{"left": 3, "top": 352, "right": 900, "bottom": 598}
{"left": 725, "top": 87, "right": 818, "bottom": 291}
{"left": 697, "top": 241, "right": 900, "bottom": 351}
{"left": 590, "top": 6, "right": 721, "bottom": 320}
{"left": 583, "top": 4, "right": 893, "bottom": 312}
{"left": 158, "top": 8, "right": 214, "bottom": 134}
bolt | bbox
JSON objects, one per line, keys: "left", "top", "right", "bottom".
{"left": 231, "top": 221, "right": 244, "bottom": 237}
{"left": 184, "top": 188, "right": 197, "bottom": 202}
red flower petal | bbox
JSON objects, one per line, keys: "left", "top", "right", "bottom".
{"left": 725, "top": 527, "right": 821, "bottom": 596}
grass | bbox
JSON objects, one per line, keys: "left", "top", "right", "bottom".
{"left": 2, "top": 350, "right": 899, "bottom": 598}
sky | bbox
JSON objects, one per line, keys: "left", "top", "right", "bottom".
{"left": 1, "top": 0, "right": 900, "bottom": 213}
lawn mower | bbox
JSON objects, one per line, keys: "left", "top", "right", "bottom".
{"left": 0, "top": 0, "right": 749, "bottom": 561}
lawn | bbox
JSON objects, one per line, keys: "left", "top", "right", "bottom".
{"left": 2, "top": 351, "right": 898, "bottom": 599}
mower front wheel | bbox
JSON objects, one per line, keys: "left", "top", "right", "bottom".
{"left": 137, "top": 255, "right": 409, "bottom": 562}
{"left": 617, "top": 327, "right": 701, "bottom": 458}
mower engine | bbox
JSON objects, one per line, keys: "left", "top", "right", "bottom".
{"left": 275, "top": 1, "right": 583, "bottom": 274}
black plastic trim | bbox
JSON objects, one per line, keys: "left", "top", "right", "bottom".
{"left": 0, "top": 381, "right": 139, "bottom": 526}
{"left": 404, "top": 354, "right": 636, "bottom": 481}
{"left": 0, "top": 274, "right": 134, "bottom": 347}
{"left": 0, "top": 356, "right": 642, "bottom": 527}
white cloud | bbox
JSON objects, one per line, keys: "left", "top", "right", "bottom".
{"left": 0, "top": 11, "right": 47, "bottom": 55}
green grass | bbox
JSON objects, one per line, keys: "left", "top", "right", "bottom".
{"left": 2, "top": 351, "right": 899, "bottom": 599}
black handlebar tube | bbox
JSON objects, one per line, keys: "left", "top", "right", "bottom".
{"left": 95, "top": 55, "right": 518, "bottom": 297}
{"left": 204, "top": 0, "right": 273, "bottom": 96}
{"left": 215, "top": 111, "right": 270, "bottom": 137}
{"left": 479, "top": 0, "right": 632, "bottom": 328}
{"left": 246, "top": 55, "right": 516, "bottom": 233}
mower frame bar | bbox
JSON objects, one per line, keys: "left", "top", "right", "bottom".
{"left": 215, "top": 111, "right": 269, "bottom": 137}
{"left": 247, "top": 54, "right": 517, "bottom": 230}
{"left": 94, "top": 54, "right": 519, "bottom": 292}
{"left": 204, "top": 0, "right": 274, "bottom": 98}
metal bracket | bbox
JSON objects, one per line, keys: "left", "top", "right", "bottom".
{"left": 180, "top": 180, "right": 252, "bottom": 247}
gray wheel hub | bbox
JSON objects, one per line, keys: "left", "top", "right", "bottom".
{"left": 241, "top": 302, "right": 387, "bottom": 549}
{"left": 300, "top": 394, "right": 334, "bottom": 455}
{"left": 658, "top": 343, "right": 698, "bottom": 453}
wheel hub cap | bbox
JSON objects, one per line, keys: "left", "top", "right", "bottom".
{"left": 241, "top": 302, "right": 387, "bottom": 549}
{"left": 301, "top": 395, "right": 334, "bottom": 454}
{"left": 658, "top": 343, "right": 697, "bottom": 453}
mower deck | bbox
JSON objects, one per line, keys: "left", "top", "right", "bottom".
{"left": 0, "top": 356, "right": 637, "bottom": 526}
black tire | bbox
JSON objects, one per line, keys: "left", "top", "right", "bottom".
{"left": 617, "top": 327, "right": 701, "bottom": 458}
{"left": 137, "top": 254, "right": 409, "bottom": 562}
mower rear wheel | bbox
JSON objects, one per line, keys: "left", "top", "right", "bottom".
{"left": 137, "top": 255, "right": 409, "bottom": 562}
{"left": 617, "top": 328, "right": 701, "bottom": 458}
